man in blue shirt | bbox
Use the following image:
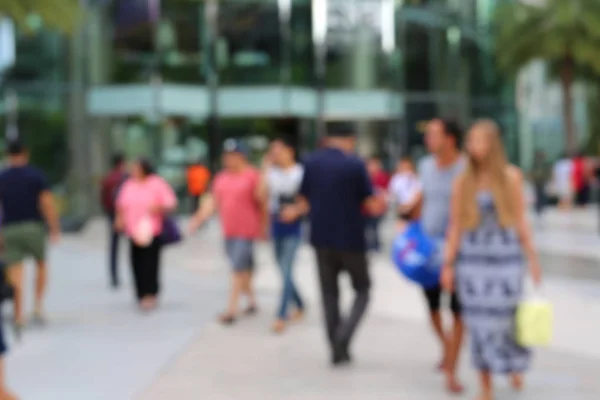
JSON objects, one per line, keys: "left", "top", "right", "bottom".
{"left": 281, "top": 123, "right": 383, "bottom": 366}
{"left": 0, "top": 141, "right": 60, "bottom": 337}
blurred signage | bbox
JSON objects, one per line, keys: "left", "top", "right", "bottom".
{"left": 114, "top": 0, "right": 161, "bottom": 29}
{"left": 0, "top": 18, "right": 15, "bottom": 74}
{"left": 326, "top": 0, "right": 382, "bottom": 46}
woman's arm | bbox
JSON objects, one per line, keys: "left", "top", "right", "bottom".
{"left": 440, "top": 177, "right": 463, "bottom": 292}
{"left": 113, "top": 182, "right": 128, "bottom": 232}
{"left": 509, "top": 166, "right": 542, "bottom": 285}
{"left": 256, "top": 171, "right": 269, "bottom": 205}
{"left": 256, "top": 172, "right": 271, "bottom": 238}
{"left": 154, "top": 178, "right": 178, "bottom": 214}
{"left": 114, "top": 207, "right": 125, "bottom": 232}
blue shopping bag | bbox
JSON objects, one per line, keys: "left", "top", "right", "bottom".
{"left": 391, "top": 221, "right": 441, "bottom": 288}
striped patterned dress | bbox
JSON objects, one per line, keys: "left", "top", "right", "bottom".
{"left": 456, "top": 191, "right": 531, "bottom": 373}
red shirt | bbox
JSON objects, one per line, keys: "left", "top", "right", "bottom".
{"left": 371, "top": 171, "right": 390, "bottom": 191}
{"left": 213, "top": 168, "right": 262, "bottom": 239}
{"left": 101, "top": 169, "right": 126, "bottom": 213}
{"left": 572, "top": 157, "right": 587, "bottom": 191}
{"left": 363, "top": 171, "right": 389, "bottom": 216}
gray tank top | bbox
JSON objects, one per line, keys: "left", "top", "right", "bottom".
{"left": 418, "top": 155, "right": 465, "bottom": 238}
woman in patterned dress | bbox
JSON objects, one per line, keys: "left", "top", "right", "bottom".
{"left": 440, "top": 120, "right": 542, "bottom": 400}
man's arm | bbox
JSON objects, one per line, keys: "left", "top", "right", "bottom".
{"left": 39, "top": 191, "right": 60, "bottom": 241}
{"left": 188, "top": 193, "right": 216, "bottom": 233}
{"left": 357, "top": 162, "right": 381, "bottom": 215}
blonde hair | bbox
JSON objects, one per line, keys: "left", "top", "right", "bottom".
{"left": 459, "top": 119, "right": 516, "bottom": 230}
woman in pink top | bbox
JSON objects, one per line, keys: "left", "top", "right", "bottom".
{"left": 115, "top": 159, "right": 177, "bottom": 311}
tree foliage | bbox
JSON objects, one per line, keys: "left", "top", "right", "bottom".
{"left": 0, "top": 0, "right": 81, "bottom": 33}
{"left": 493, "top": 0, "right": 600, "bottom": 152}
{"left": 494, "top": 0, "right": 600, "bottom": 76}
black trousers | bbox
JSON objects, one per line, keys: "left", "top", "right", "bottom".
{"left": 576, "top": 185, "right": 591, "bottom": 206}
{"left": 315, "top": 248, "right": 370, "bottom": 350}
{"left": 130, "top": 237, "right": 162, "bottom": 301}
{"left": 107, "top": 213, "right": 120, "bottom": 287}
{"left": 190, "top": 194, "right": 202, "bottom": 213}
{"left": 534, "top": 184, "right": 547, "bottom": 216}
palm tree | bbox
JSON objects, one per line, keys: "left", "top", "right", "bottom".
{"left": 0, "top": 0, "right": 81, "bottom": 33}
{"left": 493, "top": 0, "right": 600, "bottom": 153}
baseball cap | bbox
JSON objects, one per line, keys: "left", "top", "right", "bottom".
{"left": 223, "top": 138, "right": 249, "bottom": 156}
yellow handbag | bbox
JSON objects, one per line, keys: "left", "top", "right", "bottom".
{"left": 515, "top": 296, "right": 553, "bottom": 347}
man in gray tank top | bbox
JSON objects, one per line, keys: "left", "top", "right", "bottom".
{"left": 418, "top": 118, "right": 465, "bottom": 394}
{"left": 419, "top": 156, "right": 465, "bottom": 239}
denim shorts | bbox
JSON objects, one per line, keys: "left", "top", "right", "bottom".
{"left": 224, "top": 238, "right": 255, "bottom": 272}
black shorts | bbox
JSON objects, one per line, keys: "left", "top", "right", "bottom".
{"left": 423, "top": 284, "right": 461, "bottom": 314}
{"left": 396, "top": 211, "right": 412, "bottom": 221}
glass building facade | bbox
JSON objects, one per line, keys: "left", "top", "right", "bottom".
{"left": 0, "top": 0, "right": 518, "bottom": 217}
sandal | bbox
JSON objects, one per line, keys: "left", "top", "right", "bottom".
{"left": 290, "top": 309, "right": 305, "bottom": 322}
{"left": 219, "top": 313, "right": 236, "bottom": 325}
{"left": 272, "top": 320, "right": 286, "bottom": 334}
{"left": 244, "top": 305, "right": 258, "bottom": 316}
{"left": 446, "top": 378, "right": 465, "bottom": 394}
{"left": 33, "top": 310, "right": 47, "bottom": 327}
{"left": 12, "top": 321, "right": 24, "bottom": 342}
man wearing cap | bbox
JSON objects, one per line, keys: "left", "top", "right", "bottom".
{"left": 281, "top": 123, "right": 384, "bottom": 365}
{"left": 188, "top": 139, "right": 264, "bottom": 324}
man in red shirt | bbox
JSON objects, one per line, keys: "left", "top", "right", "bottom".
{"left": 100, "top": 154, "right": 127, "bottom": 289}
{"left": 365, "top": 157, "right": 390, "bottom": 251}
{"left": 369, "top": 157, "right": 391, "bottom": 190}
{"left": 188, "top": 140, "right": 264, "bottom": 325}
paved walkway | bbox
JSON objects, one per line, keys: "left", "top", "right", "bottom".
{"left": 6, "top": 212, "right": 600, "bottom": 399}
{"left": 534, "top": 207, "right": 600, "bottom": 260}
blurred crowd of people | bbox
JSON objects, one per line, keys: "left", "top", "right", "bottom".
{"left": 531, "top": 150, "right": 600, "bottom": 217}
{"left": 0, "top": 117, "right": 562, "bottom": 400}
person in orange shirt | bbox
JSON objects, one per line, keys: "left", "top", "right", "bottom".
{"left": 186, "top": 161, "right": 211, "bottom": 213}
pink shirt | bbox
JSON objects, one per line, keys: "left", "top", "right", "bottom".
{"left": 116, "top": 175, "right": 177, "bottom": 237}
{"left": 213, "top": 168, "right": 262, "bottom": 239}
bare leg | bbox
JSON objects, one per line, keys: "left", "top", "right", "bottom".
{"left": 445, "top": 315, "right": 465, "bottom": 393}
{"left": 475, "top": 370, "right": 493, "bottom": 400}
{"left": 34, "top": 260, "right": 48, "bottom": 318}
{"left": 429, "top": 311, "right": 448, "bottom": 368}
{"left": 6, "top": 265, "right": 24, "bottom": 326}
{"left": 510, "top": 373, "right": 524, "bottom": 391}
{"left": 0, "top": 359, "right": 18, "bottom": 400}
{"left": 242, "top": 270, "right": 257, "bottom": 310}
{"left": 223, "top": 272, "right": 243, "bottom": 320}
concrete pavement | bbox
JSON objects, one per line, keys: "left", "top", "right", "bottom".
{"left": 139, "top": 216, "right": 600, "bottom": 399}
{"left": 5, "top": 212, "right": 600, "bottom": 399}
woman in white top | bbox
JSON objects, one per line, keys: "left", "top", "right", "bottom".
{"left": 553, "top": 155, "right": 573, "bottom": 210}
{"left": 389, "top": 157, "right": 422, "bottom": 223}
{"left": 260, "top": 137, "right": 305, "bottom": 334}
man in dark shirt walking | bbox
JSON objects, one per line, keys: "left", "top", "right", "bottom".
{"left": 0, "top": 141, "right": 60, "bottom": 336}
{"left": 100, "top": 154, "right": 127, "bottom": 289}
{"left": 281, "top": 123, "right": 384, "bottom": 365}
